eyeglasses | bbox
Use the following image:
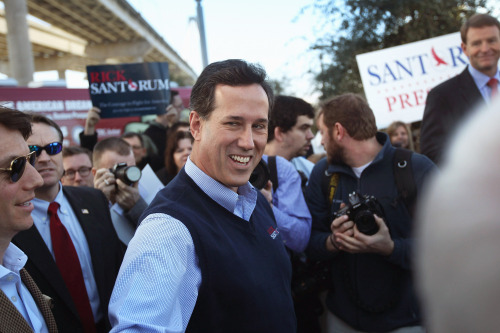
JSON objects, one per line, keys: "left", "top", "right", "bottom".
{"left": 29, "top": 142, "right": 62, "bottom": 157}
{"left": 0, "top": 151, "right": 37, "bottom": 182}
{"left": 64, "top": 166, "right": 92, "bottom": 179}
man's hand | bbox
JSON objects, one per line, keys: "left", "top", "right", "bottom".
{"left": 259, "top": 180, "right": 273, "bottom": 208}
{"left": 326, "top": 212, "right": 354, "bottom": 252}
{"left": 333, "top": 215, "right": 394, "bottom": 256}
{"left": 114, "top": 179, "right": 140, "bottom": 212}
{"left": 84, "top": 107, "right": 101, "bottom": 135}
{"left": 94, "top": 168, "right": 116, "bottom": 203}
{"left": 165, "top": 105, "right": 179, "bottom": 126}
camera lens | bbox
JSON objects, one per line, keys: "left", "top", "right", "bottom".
{"left": 125, "top": 166, "right": 141, "bottom": 183}
{"left": 250, "top": 160, "right": 270, "bottom": 190}
{"left": 353, "top": 211, "right": 379, "bottom": 235}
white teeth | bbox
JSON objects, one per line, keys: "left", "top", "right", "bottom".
{"left": 19, "top": 202, "right": 30, "bottom": 206}
{"left": 231, "top": 155, "right": 250, "bottom": 163}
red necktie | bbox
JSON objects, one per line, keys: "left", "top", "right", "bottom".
{"left": 48, "top": 202, "right": 96, "bottom": 333}
{"left": 487, "top": 78, "right": 498, "bottom": 98}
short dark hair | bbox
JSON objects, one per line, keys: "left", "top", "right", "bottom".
{"left": 0, "top": 106, "right": 32, "bottom": 139}
{"left": 461, "top": 13, "right": 500, "bottom": 44}
{"left": 62, "top": 146, "right": 92, "bottom": 162}
{"left": 165, "top": 130, "right": 194, "bottom": 175}
{"left": 190, "top": 59, "right": 274, "bottom": 119}
{"left": 121, "top": 132, "right": 144, "bottom": 147}
{"left": 268, "top": 95, "right": 315, "bottom": 142}
{"left": 93, "top": 137, "right": 132, "bottom": 168}
{"left": 320, "top": 93, "right": 377, "bottom": 141}
{"left": 169, "top": 121, "right": 190, "bottom": 134}
{"left": 28, "top": 113, "right": 64, "bottom": 142}
{"left": 170, "top": 90, "right": 179, "bottom": 101}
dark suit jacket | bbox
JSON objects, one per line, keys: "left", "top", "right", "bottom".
{"left": 420, "top": 67, "right": 485, "bottom": 164}
{"left": 13, "top": 186, "right": 125, "bottom": 333}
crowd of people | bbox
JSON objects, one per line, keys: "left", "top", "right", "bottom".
{"left": 0, "top": 12, "right": 498, "bottom": 333}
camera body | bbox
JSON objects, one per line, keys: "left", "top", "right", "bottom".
{"left": 334, "top": 191, "right": 384, "bottom": 235}
{"left": 111, "top": 163, "right": 141, "bottom": 186}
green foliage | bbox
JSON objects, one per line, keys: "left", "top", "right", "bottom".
{"left": 311, "top": 0, "right": 490, "bottom": 100}
{"left": 268, "top": 78, "right": 288, "bottom": 96}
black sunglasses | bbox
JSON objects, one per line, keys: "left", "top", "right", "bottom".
{"left": 29, "top": 142, "right": 62, "bottom": 157}
{"left": 0, "top": 151, "right": 37, "bottom": 182}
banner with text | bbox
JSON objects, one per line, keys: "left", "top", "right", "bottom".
{"left": 87, "top": 62, "right": 170, "bottom": 118}
{"left": 356, "top": 32, "right": 468, "bottom": 129}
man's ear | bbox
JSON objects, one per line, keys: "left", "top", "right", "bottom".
{"left": 274, "top": 127, "right": 285, "bottom": 142}
{"left": 334, "top": 122, "right": 346, "bottom": 141}
{"left": 189, "top": 111, "right": 203, "bottom": 140}
{"left": 461, "top": 42, "right": 469, "bottom": 58}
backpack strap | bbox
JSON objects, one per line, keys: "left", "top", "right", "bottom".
{"left": 392, "top": 148, "right": 417, "bottom": 217}
{"left": 296, "top": 170, "right": 309, "bottom": 193}
{"left": 267, "top": 155, "right": 279, "bottom": 192}
{"left": 322, "top": 168, "right": 340, "bottom": 206}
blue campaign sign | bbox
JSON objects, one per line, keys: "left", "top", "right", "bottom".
{"left": 86, "top": 62, "right": 170, "bottom": 118}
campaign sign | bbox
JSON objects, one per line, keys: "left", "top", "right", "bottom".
{"left": 87, "top": 62, "right": 170, "bottom": 118}
{"left": 356, "top": 32, "right": 469, "bottom": 129}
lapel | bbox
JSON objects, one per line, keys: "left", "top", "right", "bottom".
{"left": 20, "top": 269, "right": 58, "bottom": 333}
{"left": 13, "top": 225, "right": 79, "bottom": 319}
{"left": 62, "top": 187, "right": 97, "bottom": 258}
{"left": 457, "top": 67, "right": 484, "bottom": 108}
{"left": 0, "top": 290, "right": 33, "bottom": 333}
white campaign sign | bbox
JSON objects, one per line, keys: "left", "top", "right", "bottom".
{"left": 356, "top": 32, "right": 468, "bottom": 129}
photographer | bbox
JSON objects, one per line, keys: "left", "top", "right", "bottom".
{"left": 305, "top": 94, "right": 436, "bottom": 332}
{"left": 92, "top": 137, "right": 147, "bottom": 245}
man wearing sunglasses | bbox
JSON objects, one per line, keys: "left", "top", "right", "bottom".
{"left": 0, "top": 107, "right": 58, "bottom": 332}
{"left": 12, "top": 114, "right": 124, "bottom": 333}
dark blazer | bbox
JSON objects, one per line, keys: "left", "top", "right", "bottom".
{"left": 420, "top": 67, "right": 485, "bottom": 164}
{"left": 13, "top": 186, "right": 125, "bottom": 333}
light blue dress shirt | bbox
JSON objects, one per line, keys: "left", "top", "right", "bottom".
{"left": 31, "top": 183, "right": 103, "bottom": 322}
{"left": 109, "top": 157, "right": 259, "bottom": 332}
{"left": 263, "top": 155, "right": 312, "bottom": 252}
{"left": 468, "top": 65, "right": 500, "bottom": 102}
{"left": 291, "top": 156, "right": 315, "bottom": 181}
{"left": 0, "top": 243, "right": 48, "bottom": 333}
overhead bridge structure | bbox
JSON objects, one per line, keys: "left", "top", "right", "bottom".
{"left": 0, "top": 0, "right": 197, "bottom": 86}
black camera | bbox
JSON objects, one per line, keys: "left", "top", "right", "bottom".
{"left": 111, "top": 163, "right": 141, "bottom": 186}
{"left": 334, "top": 191, "right": 384, "bottom": 235}
{"left": 249, "top": 159, "right": 270, "bottom": 190}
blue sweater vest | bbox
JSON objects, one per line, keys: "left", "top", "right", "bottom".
{"left": 143, "top": 169, "right": 296, "bottom": 333}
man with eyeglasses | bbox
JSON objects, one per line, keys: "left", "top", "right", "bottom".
{"left": 12, "top": 113, "right": 124, "bottom": 333}
{"left": 61, "top": 146, "right": 94, "bottom": 187}
{"left": 0, "top": 107, "right": 58, "bottom": 333}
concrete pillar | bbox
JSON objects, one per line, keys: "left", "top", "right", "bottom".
{"left": 4, "top": 0, "right": 35, "bottom": 86}
{"left": 57, "top": 69, "right": 66, "bottom": 80}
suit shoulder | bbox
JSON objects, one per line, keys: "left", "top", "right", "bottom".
{"left": 428, "top": 69, "right": 472, "bottom": 95}
{"left": 63, "top": 186, "right": 107, "bottom": 202}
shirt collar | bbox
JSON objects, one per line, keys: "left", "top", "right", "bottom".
{"left": 184, "top": 157, "right": 257, "bottom": 215}
{"left": 1, "top": 243, "right": 27, "bottom": 273}
{"left": 468, "top": 64, "right": 500, "bottom": 88}
{"left": 33, "top": 182, "right": 66, "bottom": 217}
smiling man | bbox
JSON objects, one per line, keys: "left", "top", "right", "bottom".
{"left": 420, "top": 13, "right": 500, "bottom": 164}
{"left": 109, "top": 59, "right": 296, "bottom": 333}
{"left": 0, "top": 107, "right": 57, "bottom": 333}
